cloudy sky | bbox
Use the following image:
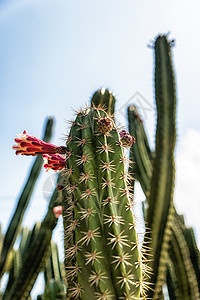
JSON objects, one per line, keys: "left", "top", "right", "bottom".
{"left": 1, "top": 0, "right": 200, "bottom": 297}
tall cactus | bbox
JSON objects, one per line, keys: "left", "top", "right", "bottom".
{"left": 144, "top": 35, "right": 176, "bottom": 298}
{"left": 62, "top": 106, "right": 144, "bottom": 299}
{"left": 128, "top": 35, "right": 200, "bottom": 299}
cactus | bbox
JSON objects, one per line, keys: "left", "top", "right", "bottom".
{"left": 62, "top": 106, "right": 144, "bottom": 299}
{"left": 143, "top": 35, "right": 176, "bottom": 299}
{"left": 37, "top": 242, "right": 66, "bottom": 300}
{"left": 128, "top": 35, "right": 200, "bottom": 299}
{"left": 0, "top": 117, "right": 54, "bottom": 278}
{"left": 2, "top": 187, "right": 60, "bottom": 300}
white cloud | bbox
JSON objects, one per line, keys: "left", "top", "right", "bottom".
{"left": 174, "top": 128, "right": 200, "bottom": 246}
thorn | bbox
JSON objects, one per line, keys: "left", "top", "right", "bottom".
{"left": 65, "top": 183, "right": 77, "bottom": 194}
{"left": 78, "top": 207, "right": 96, "bottom": 219}
{"left": 79, "top": 171, "right": 95, "bottom": 183}
{"left": 97, "top": 141, "right": 114, "bottom": 154}
{"left": 85, "top": 250, "right": 103, "bottom": 265}
{"left": 107, "top": 231, "right": 130, "bottom": 249}
{"left": 76, "top": 122, "right": 90, "bottom": 131}
{"left": 65, "top": 219, "right": 79, "bottom": 233}
{"left": 75, "top": 137, "right": 91, "bottom": 147}
{"left": 68, "top": 282, "right": 82, "bottom": 298}
{"left": 117, "top": 270, "right": 135, "bottom": 289}
{"left": 65, "top": 244, "right": 81, "bottom": 260}
{"left": 95, "top": 289, "right": 113, "bottom": 300}
{"left": 100, "top": 160, "right": 116, "bottom": 173}
{"left": 65, "top": 263, "right": 81, "bottom": 280}
{"left": 102, "top": 178, "right": 115, "bottom": 189}
{"left": 79, "top": 228, "right": 100, "bottom": 246}
{"left": 62, "top": 166, "right": 73, "bottom": 178}
{"left": 81, "top": 188, "right": 96, "bottom": 200}
{"left": 88, "top": 270, "right": 108, "bottom": 287}
{"left": 112, "top": 252, "right": 133, "bottom": 270}
{"left": 104, "top": 214, "right": 124, "bottom": 227}
{"left": 120, "top": 155, "right": 133, "bottom": 165}
{"left": 102, "top": 196, "right": 119, "bottom": 206}
{"left": 76, "top": 153, "right": 92, "bottom": 166}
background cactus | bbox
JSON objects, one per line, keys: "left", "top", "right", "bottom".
{"left": 128, "top": 35, "right": 200, "bottom": 299}
{"left": 0, "top": 118, "right": 54, "bottom": 279}
{"left": 0, "top": 118, "right": 67, "bottom": 300}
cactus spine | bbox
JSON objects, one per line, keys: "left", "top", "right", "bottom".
{"left": 62, "top": 107, "right": 143, "bottom": 299}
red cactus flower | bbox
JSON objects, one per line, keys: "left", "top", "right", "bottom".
{"left": 43, "top": 153, "right": 66, "bottom": 172}
{"left": 13, "top": 130, "right": 66, "bottom": 156}
{"left": 119, "top": 130, "right": 135, "bottom": 148}
{"left": 53, "top": 205, "right": 63, "bottom": 218}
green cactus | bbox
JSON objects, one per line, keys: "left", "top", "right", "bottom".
{"left": 37, "top": 242, "right": 66, "bottom": 300}
{"left": 128, "top": 35, "right": 200, "bottom": 299}
{"left": 61, "top": 106, "right": 144, "bottom": 299}
{"left": 0, "top": 117, "right": 54, "bottom": 278}
{"left": 142, "top": 35, "right": 176, "bottom": 299}
{"left": 2, "top": 188, "right": 59, "bottom": 300}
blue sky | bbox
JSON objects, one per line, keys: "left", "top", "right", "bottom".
{"left": 1, "top": 0, "right": 200, "bottom": 298}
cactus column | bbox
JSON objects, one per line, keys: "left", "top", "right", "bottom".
{"left": 62, "top": 106, "right": 144, "bottom": 300}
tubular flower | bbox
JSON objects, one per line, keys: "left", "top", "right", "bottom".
{"left": 13, "top": 130, "right": 66, "bottom": 156}
{"left": 53, "top": 206, "right": 63, "bottom": 218}
{"left": 43, "top": 153, "right": 66, "bottom": 172}
{"left": 119, "top": 130, "right": 135, "bottom": 148}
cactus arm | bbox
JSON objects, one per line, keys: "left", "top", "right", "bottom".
{"left": 91, "top": 88, "right": 116, "bottom": 116}
{"left": 63, "top": 107, "right": 142, "bottom": 299}
{"left": 41, "top": 242, "right": 67, "bottom": 300}
{"left": 168, "top": 215, "right": 200, "bottom": 299}
{"left": 166, "top": 259, "right": 179, "bottom": 300}
{"left": 142, "top": 35, "right": 176, "bottom": 298}
{"left": 2, "top": 188, "right": 58, "bottom": 300}
{"left": 129, "top": 107, "right": 200, "bottom": 298}
{"left": 0, "top": 117, "right": 54, "bottom": 278}
{"left": 128, "top": 105, "right": 153, "bottom": 196}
